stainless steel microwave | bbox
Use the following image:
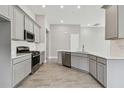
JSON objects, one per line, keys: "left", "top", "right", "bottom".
{"left": 24, "top": 30, "right": 34, "bottom": 42}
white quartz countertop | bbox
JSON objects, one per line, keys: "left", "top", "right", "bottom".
{"left": 57, "top": 50, "right": 124, "bottom": 60}
{"left": 12, "top": 53, "right": 31, "bottom": 59}
{"left": 89, "top": 53, "right": 124, "bottom": 60}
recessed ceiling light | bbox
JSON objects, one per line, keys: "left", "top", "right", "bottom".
{"left": 87, "top": 24, "right": 90, "bottom": 26}
{"left": 42, "top": 5, "right": 46, "bottom": 8}
{"left": 60, "top": 5, "right": 64, "bottom": 8}
{"left": 77, "top": 5, "right": 80, "bottom": 9}
{"left": 64, "top": 32, "right": 68, "bottom": 34}
{"left": 60, "top": 20, "right": 64, "bottom": 23}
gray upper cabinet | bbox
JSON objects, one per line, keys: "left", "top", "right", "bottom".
{"left": 0, "top": 5, "right": 9, "bottom": 18}
{"left": 104, "top": 5, "right": 124, "bottom": 40}
{"left": 34, "top": 24, "right": 40, "bottom": 43}
{"left": 10, "top": 6, "right": 41, "bottom": 41}
{"left": 13, "top": 7, "right": 24, "bottom": 40}
{"left": 25, "top": 16, "right": 33, "bottom": 33}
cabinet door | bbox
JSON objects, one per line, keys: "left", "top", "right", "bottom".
{"left": 71, "top": 56, "right": 89, "bottom": 72}
{"left": 34, "top": 24, "right": 40, "bottom": 43}
{"left": 79, "top": 57, "right": 89, "bottom": 72}
{"left": 24, "top": 16, "right": 29, "bottom": 31}
{"left": 105, "top": 5, "right": 118, "bottom": 39}
{"left": 29, "top": 19, "right": 33, "bottom": 33}
{"left": 97, "top": 63, "right": 106, "bottom": 87}
{"left": 13, "top": 59, "right": 31, "bottom": 87}
{"left": 0, "top": 5, "right": 9, "bottom": 18}
{"left": 89, "top": 59, "right": 97, "bottom": 78}
{"left": 71, "top": 56, "right": 78, "bottom": 68}
{"left": 13, "top": 7, "right": 24, "bottom": 40}
{"left": 24, "top": 59, "right": 31, "bottom": 77}
{"left": 25, "top": 16, "right": 33, "bottom": 33}
{"left": 118, "top": 6, "right": 124, "bottom": 38}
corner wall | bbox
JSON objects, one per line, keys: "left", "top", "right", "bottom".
{"left": 80, "top": 27, "right": 110, "bottom": 57}
{"left": 110, "top": 40, "right": 124, "bottom": 57}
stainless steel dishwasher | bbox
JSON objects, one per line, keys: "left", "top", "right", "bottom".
{"left": 62, "top": 52, "right": 71, "bottom": 68}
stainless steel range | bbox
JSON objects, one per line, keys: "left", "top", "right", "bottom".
{"left": 17, "top": 46, "right": 40, "bottom": 74}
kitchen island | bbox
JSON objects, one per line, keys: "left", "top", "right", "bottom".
{"left": 57, "top": 50, "right": 124, "bottom": 88}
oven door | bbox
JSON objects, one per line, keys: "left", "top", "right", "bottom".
{"left": 32, "top": 55, "right": 40, "bottom": 68}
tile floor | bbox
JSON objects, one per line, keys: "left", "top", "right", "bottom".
{"left": 18, "top": 61, "right": 103, "bottom": 88}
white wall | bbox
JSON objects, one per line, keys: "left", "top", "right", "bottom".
{"left": 49, "top": 24, "right": 80, "bottom": 58}
{"left": 35, "top": 15, "right": 50, "bottom": 63}
{"left": 110, "top": 40, "right": 124, "bottom": 57}
{"left": 71, "top": 34, "right": 79, "bottom": 52}
{"left": 80, "top": 27, "right": 110, "bottom": 56}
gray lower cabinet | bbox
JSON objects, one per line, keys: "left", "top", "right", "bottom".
{"left": 89, "top": 59, "right": 97, "bottom": 78}
{"left": 97, "top": 62, "right": 106, "bottom": 87}
{"left": 12, "top": 54, "right": 31, "bottom": 87}
{"left": 96, "top": 57, "right": 107, "bottom": 87}
{"left": 89, "top": 55, "right": 107, "bottom": 87}
{"left": 71, "top": 54, "right": 89, "bottom": 72}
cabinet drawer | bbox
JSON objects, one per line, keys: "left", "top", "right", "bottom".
{"left": 71, "top": 53, "right": 88, "bottom": 58}
{"left": 97, "top": 57, "right": 106, "bottom": 64}
{"left": 13, "top": 59, "right": 31, "bottom": 86}
{"left": 13, "top": 54, "right": 31, "bottom": 64}
{"left": 82, "top": 54, "right": 88, "bottom": 58}
{"left": 89, "top": 55, "right": 97, "bottom": 60}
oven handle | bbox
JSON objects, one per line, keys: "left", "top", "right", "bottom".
{"left": 32, "top": 55, "right": 40, "bottom": 58}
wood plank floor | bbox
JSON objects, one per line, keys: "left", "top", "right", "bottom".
{"left": 18, "top": 61, "right": 103, "bottom": 88}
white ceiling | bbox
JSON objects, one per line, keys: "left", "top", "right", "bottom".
{"left": 27, "top": 5, "right": 105, "bottom": 27}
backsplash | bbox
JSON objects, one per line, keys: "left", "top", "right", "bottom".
{"left": 110, "top": 40, "right": 124, "bottom": 57}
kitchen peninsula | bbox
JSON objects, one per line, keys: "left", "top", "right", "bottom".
{"left": 58, "top": 50, "right": 124, "bottom": 88}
